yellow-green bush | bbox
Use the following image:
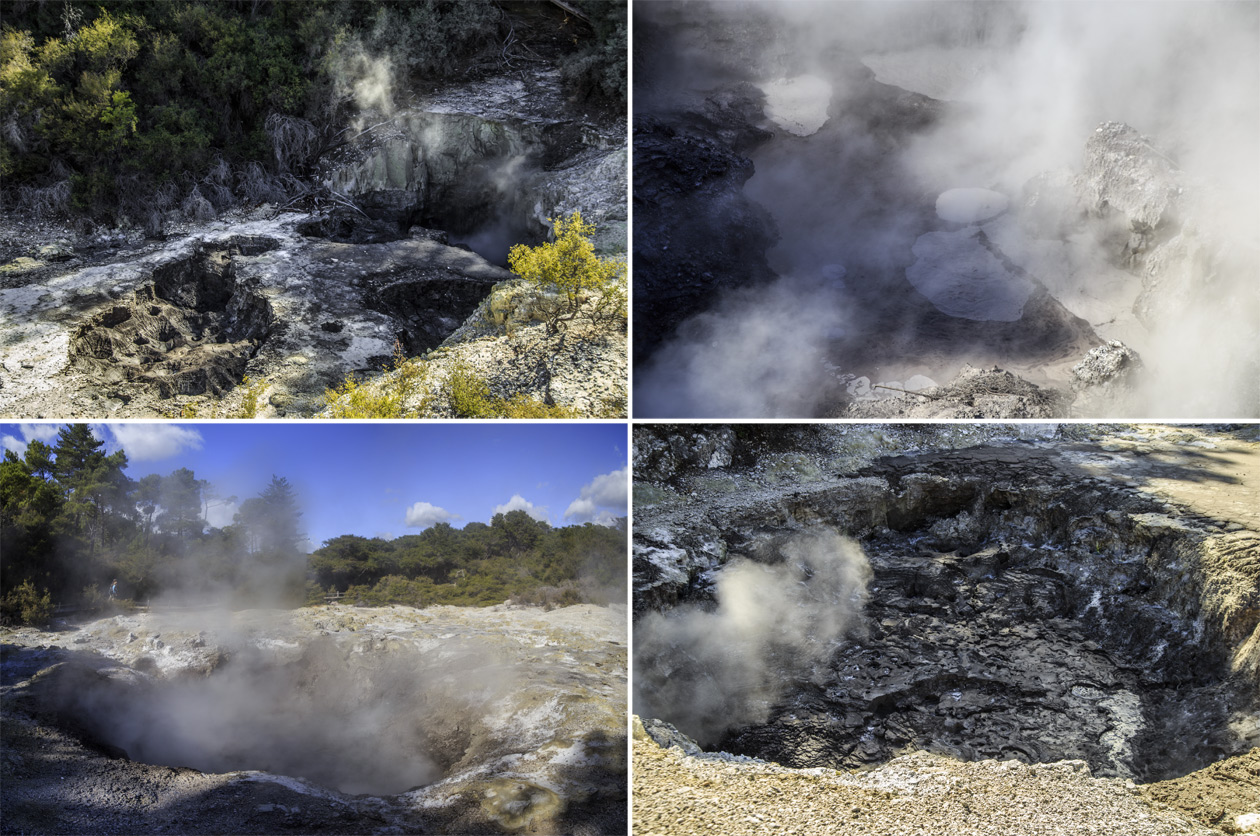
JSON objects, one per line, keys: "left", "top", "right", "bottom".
{"left": 507, "top": 212, "right": 627, "bottom": 331}
{"left": 322, "top": 344, "right": 429, "bottom": 419}
{"left": 445, "top": 364, "right": 581, "bottom": 419}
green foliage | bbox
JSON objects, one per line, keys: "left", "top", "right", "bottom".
{"left": 444, "top": 363, "right": 582, "bottom": 419}
{"left": 310, "top": 514, "right": 627, "bottom": 610}
{"left": 0, "top": 426, "right": 310, "bottom": 618}
{"left": 559, "top": 1, "right": 627, "bottom": 105}
{"left": 507, "top": 212, "right": 627, "bottom": 331}
{"left": 322, "top": 343, "right": 429, "bottom": 419}
{"left": 2, "top": 580, "right": 52, "bottom": 626}
{"left": 0, "top": 1, "right": 528, "bottom": 218}
{"left": 178, "top": 375, "right": 266, "bottom": 419}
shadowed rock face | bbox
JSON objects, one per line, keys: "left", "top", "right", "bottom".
{"left": 320, "top": 72, "right": 627, "bottom": 262}
{"left": 633, "top": 425, "right": 1260, "bottom": 782}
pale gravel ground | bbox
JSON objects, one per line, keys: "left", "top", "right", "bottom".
{"left": 632, "top": 721, "right": 1221, "bottom": 836}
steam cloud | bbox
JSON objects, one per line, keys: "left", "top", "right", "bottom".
{"left": 60, "top": 636, "right": 515, "bottom": 796}
{"left": 637, "top": 1, "right": 1259, "bottom": 417}
{"left": 634, "top": 529, "right": 872, "bottom": 745}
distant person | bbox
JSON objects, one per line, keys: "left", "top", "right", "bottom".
{"left": 109, "top": 579, "right": 118, "bottom": 600}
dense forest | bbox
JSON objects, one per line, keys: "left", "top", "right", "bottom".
{"left": 0, "top": 425, "right": 627, "bottom": 624}
{"left": 1, "top": 0, "right": 626, "bottom": 226}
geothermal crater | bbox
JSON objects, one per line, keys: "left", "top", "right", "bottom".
{"left": 633, "top": 426, "right": 1260, "bottom": 791}
{"left": 2, "top": 604, "right": 627, "bottom": 834}
{"left": 1, "top": 69, "right": 626, "bottom": 419}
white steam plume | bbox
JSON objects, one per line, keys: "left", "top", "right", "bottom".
{"left": 640, "top": 1, "right": 1259, "bottom": 417}
{"left": 634, "top": 529, "right": 872, "bottom": 745}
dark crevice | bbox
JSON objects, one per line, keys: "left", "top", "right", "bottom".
{"left": 67, "top": 240, "right": 277, "bottom": 399}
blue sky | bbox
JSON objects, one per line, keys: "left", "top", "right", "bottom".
{"left": 2, "top": 423, "right": 628, "bottom": 551}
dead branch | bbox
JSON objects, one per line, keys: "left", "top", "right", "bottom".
{"left": 872, "top": 384, "right": 945, "bottom": 400}
{"left": 549, "top": 0, "right": 592, "bottom": 27}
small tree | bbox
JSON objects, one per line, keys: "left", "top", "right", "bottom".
{"left": 507, "top": 212, "right": 626, "bottom": 332}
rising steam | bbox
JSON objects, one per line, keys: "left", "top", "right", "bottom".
{"left": 58, "top": 633, "right": 516, "bottom": 796}
{"left": 637, "top": 1, "right": 1259, "bottom": 417}
{"left": 634, "top": 529, "right": 871, "bottom": 745}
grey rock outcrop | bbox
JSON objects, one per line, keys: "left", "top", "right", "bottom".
{"left": 1079, "top": 121, "right": 1183, "bottom": 232}
{"left": 1070, "top": 340, "right": 1144, "bottom": 416}
{"left": 321, "top": 72, "right": 626, "bottom": 251}
{"left": 847, "top": 364, "right": 1070, "bottom": 419}
{"left": 633, "top": 425, "right": 736, "bottom": 483}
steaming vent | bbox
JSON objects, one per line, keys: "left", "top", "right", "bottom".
{"left": 49, "top": 640, "right": 458, "bottom": 796}
{"left": 32, "top": 605, "right": 628, "bottom": 820}
{"left": 320, "top": 108, "right": 594, "bottom": 267}
{"left": 635, "top": 461, "right": 1260, "bottom": 783}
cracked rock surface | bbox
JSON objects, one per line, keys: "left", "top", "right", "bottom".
{"left": 633, "top": 424, "right": 1259, "bottom": 832}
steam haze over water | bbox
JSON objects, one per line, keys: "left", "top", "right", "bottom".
{"left": 634, "top": 0, "right": 1260, "bottom": 418}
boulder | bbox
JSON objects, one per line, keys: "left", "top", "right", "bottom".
{"left": 1070, "top": 340, "right": 1144, "bottom": 415}
{"left": 1078, "top": 121, "right": 1183, "bottom": 231}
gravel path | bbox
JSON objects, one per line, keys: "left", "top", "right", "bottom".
{"left": 632, "top": 718, "right": 1224, "bottom": 836}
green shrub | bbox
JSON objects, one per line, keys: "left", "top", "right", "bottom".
{"left": 557, "top": 1, "right": 626, "bottom": 105}
{"left": 322, "top": 343, "right": 429, "bottom": 419}
{"left": 445, "top": 363, "right": 581, "bottom": 419}
{"left": 507, "top": 212, "right": 627, "bottom": 332}
{"left": 2, "top": 580, "right": 53, "bottom": 626}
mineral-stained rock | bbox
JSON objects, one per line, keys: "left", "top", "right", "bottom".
{"left": 1070, "top": 340, "right": 1144, "bottom": 416}
{"left": 634, "top": 723, "right": 1230, "bottom": 836}
{"left": 633, "top": 425, "right": 737, "bottom": 483}
{"left": 1078, "top": 122, "right": 1183, "bottom": 231}
{"left": 847, "top": 364, "right": 1070, "bottom": 419}
{"left": 0, "top": 213, "right": 511, "bottom": 418}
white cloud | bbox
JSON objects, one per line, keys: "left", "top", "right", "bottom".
{"left": 2, "top": 423, "right": 63, "bottom": 457}
{"left": 405, "top": 501, "right": 460, "bottom": 529}
{"left": 108, "top": 424, "right": 203, "bottom": 462}
{"left": 564, "top": 466, "right": 629, "bottom": 525}
{"left": 493, "top": 494, "right": 549, "bottom": 523}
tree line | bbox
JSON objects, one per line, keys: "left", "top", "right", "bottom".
{"left": 1, "top": 425, "right": 626, "bottom": 624}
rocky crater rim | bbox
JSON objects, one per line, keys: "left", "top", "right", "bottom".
{"left": 4, "top": 604, "right": 626, "bottom": 813}
{"left": 319, "top": 74, "right": 628, "bottom": 264}
{"left": 633, "top": 426, "right": 1260, "bottom": 785}
{"left": 67, "top": 237, "right": 279, "bottom": 400}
